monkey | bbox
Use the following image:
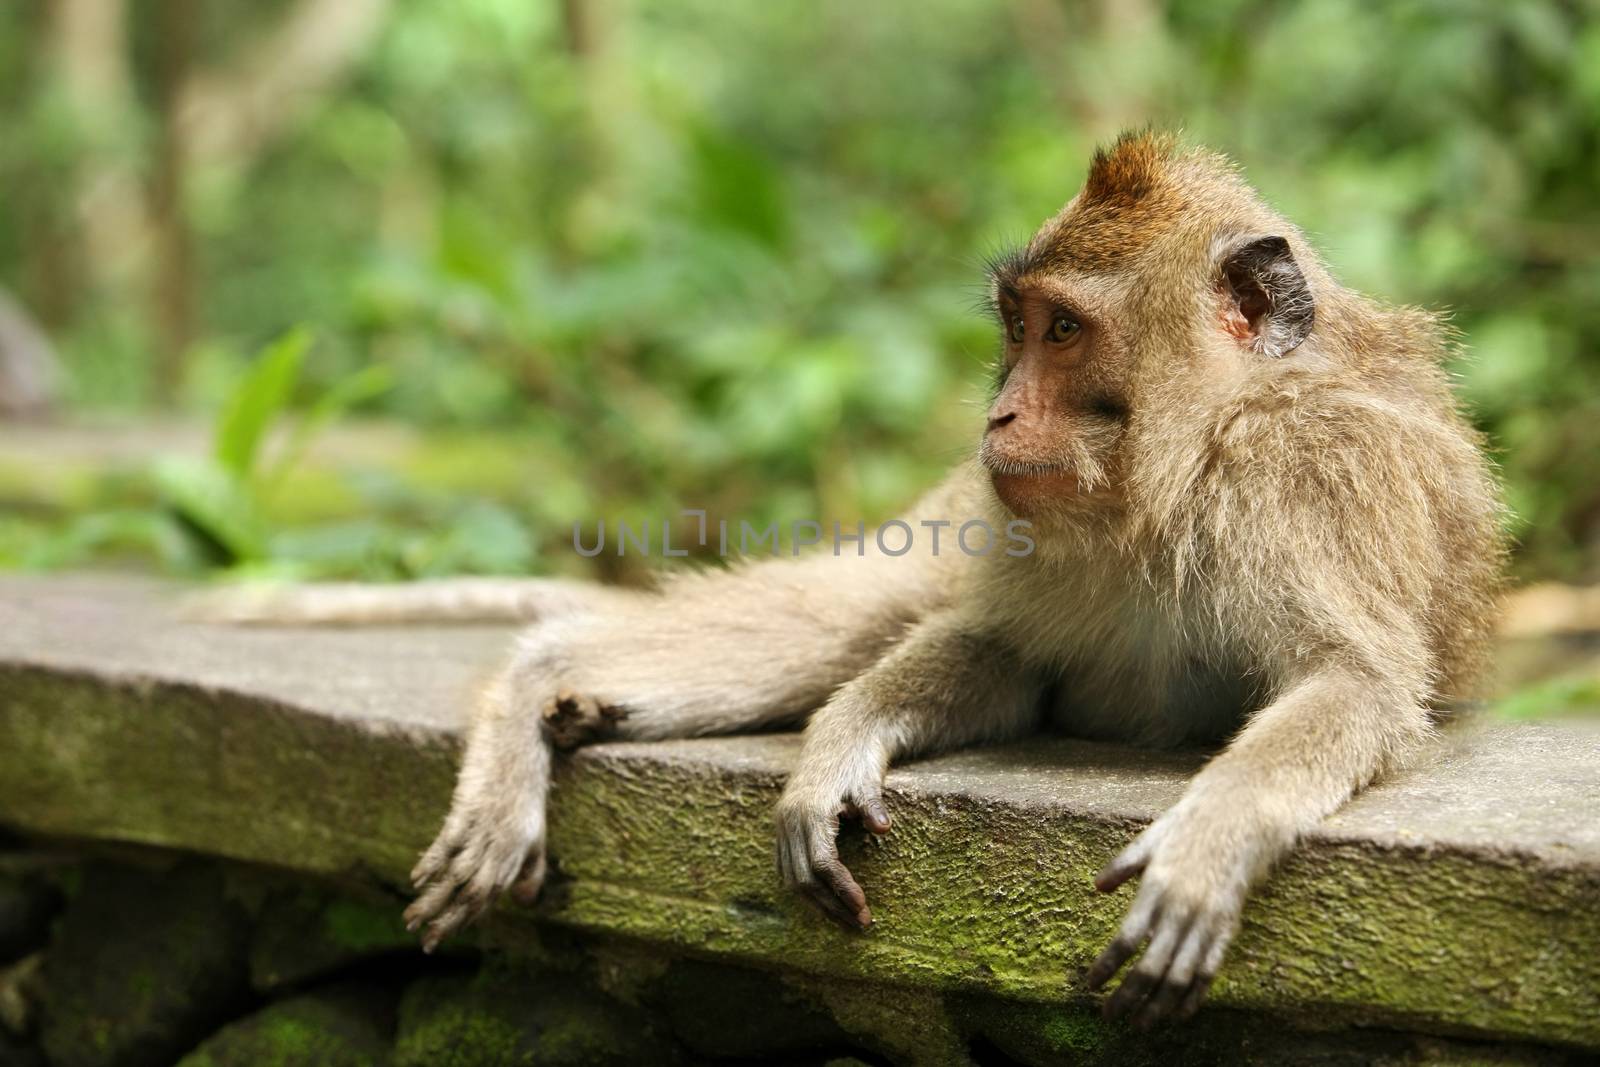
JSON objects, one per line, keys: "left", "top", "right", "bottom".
{"left": 205, "top": 131, "right": 1505, "bottom": 1027}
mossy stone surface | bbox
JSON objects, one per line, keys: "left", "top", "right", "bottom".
{"left": 953, "top": 996, "right": 1590, "bottom": 1067}
{"left": 0, "top": 871, "right": 59, "bottom": 963}
{"left": 38, "top": 861, "right": 250, "bottom": 1067}
{"left": 249, "top": 886, "right": 414, "bottom": 993}
{"left": 175, "top": 984, "right": 393, "bottom": 1067}
{"left": 394, "top": 968, "right": 681, "bottom": 1067}
{"left": 640, "top": 958, "right": 849, "bottom": 1058}
{"left": 3, "top": 575, "right": 1599, "bottom": 1052}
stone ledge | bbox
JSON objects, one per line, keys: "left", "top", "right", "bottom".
{"left": 0, "top": 575, "right": 1597, "bottom": 1050}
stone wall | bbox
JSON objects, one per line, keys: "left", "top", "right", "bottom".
{"left": 1, "top": 846, "right": 1588, "bottom": 1067}
{"left": 2, "top": 576, "right": 1598, "bottom": 1066}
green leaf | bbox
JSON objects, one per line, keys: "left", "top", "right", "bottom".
{"left": 261, "top": 363, "right": 395, "bottom": 496}
{"left": 214, "top": 327, "right": 312, "bottom": 479}
{"left": 153, "top": 456, "right": 266, "bottom": 566}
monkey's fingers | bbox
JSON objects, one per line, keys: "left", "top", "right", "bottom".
{"left": 776, "top": 816, "right": 873, "bottom": 929}
{"left": 1176, "top": 925, "right": 1233, "bottom": 1020}
{"left": 403, "top": 874, "right": 460, "bottom": 936}
{"left": 508, "top": 850, "right": 547, "bottom": 906}
{"left": 1104, "top": 906, "right": 1193, "bottom": 1025}
{"left": 420, "top": 892, "right": 498, "bottom": 954}
{"left": 1084, "top": 883, "right": 1159, "bottom": 990}
{"left": 814, "top": 857, "right": 872, "bottom": 928}
{"left": 1132, "top": 918, "right": 1208, "bottom": 1028}
{"left": 1135, "top": 917, "right": 1232, "bottom": 1026}
{"left": 405, "top": 851, "right": 484, "bottom": 941}
{"left": 1177, "top": 974, "right": 1215, "bottom": 1021}
{"left": 802, "top": 882, "right": 865, "bottom": 929}
{"left": 845, "top": 795, "right": 892, "bottom": 835}
{"left": 418, "top": 847, "right": 527, "bottom": 951}
{"left": 1094, "top": 833, "right": 1154, "bottom": 893}
{"left": 410, "top": 823, "right": 464, "bottom": 888}
{"left": 1095, "top": 891, "right": 1237, "bottom": 1027}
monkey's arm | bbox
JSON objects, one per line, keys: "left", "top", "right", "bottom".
{"left": 775, "top": 611, "right": 1044, "bottom": 927}
{"left": 1085, "top": 399, "right": 1466, "bottom": 1026}
{"left": 405, "top": 466, "right": 991, "bottom": 947}
{"left": 404, "top": 550, "right": 961, "bottom": 947}
{"left": 1085, "top": 660, "right": 1430, "bottom": 1025}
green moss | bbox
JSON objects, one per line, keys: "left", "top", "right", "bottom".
{"left": 38, "top": 862, "right": 249, "bottom": 1067}
{"left": 394, "top": 971, "right": 679, "bottom": 1067}
{"left": 790, "top": 974, "right": 966, "bottom": 1066}
{"left": 1040, "top": 1010, "right": 1107, "bottom": 1054}
{"left": 323, "top": 897, "right": 406, "bottom": 952}
{"left": 175, "top": 986, "right": 390, "bottom": 1067}
{"left": 6, "top": 659, "right": 1600, "bottom": 1051}
{"left": 394, "top": 1002, "right": 529, "bottom": 1067}
{"left": 184, "top": 1017, "right": 325, "bottom": 1067}
{"left": 533, "top": 1016, "right": 613, "bottom": 1063}
{"left": 531, "top": 745, "right": 1600, "bottom": 1048}
{"left": 954, "top": 997, "right": 1118, "bottom": 1066}
{"left": 246, "top": 885, "right": 415, "bottom": 992}
{"left": 259, "top": 1016, "right": 318, "bottom": 1059}
{"left": 0, "top": 667, "right": 460, "bottom": 887}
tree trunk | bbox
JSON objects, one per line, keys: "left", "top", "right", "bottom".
{"left": 176, "top": 0, "right": 393, "bottom": 173}
{"left": 47, "top": 0, "right": 147, "bottom": 318}
{"left": 150, "top": 0, "right": 197, "bottom": 404}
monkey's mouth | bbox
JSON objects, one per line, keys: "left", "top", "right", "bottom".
{"left": 981, "top": 442, "right": 1117, "bottom": 515}
{"left": 982, "top": 460, "right": 1071, "bottom": 478}
{"left": 983, "top": 457, "right": 1084, "bottom": 516}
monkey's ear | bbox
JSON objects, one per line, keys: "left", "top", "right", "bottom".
{"left": 1219, "top": 235, "right": 1314, "bottom": 358}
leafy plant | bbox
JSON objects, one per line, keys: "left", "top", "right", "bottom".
{"left": 1497, "top": 673, "right": 1600, "bottom": 721}
{"left": 155, "top": 328, "right": 392, "bottom": 570}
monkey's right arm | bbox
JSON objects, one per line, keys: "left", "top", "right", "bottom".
{"left": 404, "top": 466, "right": 990, "bottom": 947}
{"left": 774, "top": 610, "right": 1043, "bottom": 927}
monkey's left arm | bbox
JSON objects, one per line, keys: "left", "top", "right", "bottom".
{"left": 1086, "top": 406, "right": 1464, "bottom": 1026}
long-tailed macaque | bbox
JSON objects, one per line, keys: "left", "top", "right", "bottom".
{"left": 207, "top": 132, "right": 1505, "bottom": 1025}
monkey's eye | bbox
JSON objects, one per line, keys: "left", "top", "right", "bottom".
{"left": 1046, "top": 315, "right": 1081, "bottom": 344}
{"left": 1007, "top": 315, "right": 1025, "bottom": 344}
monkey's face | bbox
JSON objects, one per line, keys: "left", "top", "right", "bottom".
{"left": 980, "top": 138, "right": 1319, "bottom": 524}
{"left": 981, "top": 274, "right": 1132, "bottom": 519}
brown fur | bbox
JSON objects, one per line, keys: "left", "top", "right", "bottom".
{"left": 206, "top": 132, "right": 1505, "bottom": 1023}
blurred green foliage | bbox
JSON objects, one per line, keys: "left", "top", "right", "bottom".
{"left": 1496, "top": 671, "right": 1600, "bottom": 720}
{"left": 1, "top": 0, "right": 1598, "bottom": 582}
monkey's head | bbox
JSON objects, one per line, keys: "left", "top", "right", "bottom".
{"left": 981, "top": 131, "right": 1320, "bottom": 523}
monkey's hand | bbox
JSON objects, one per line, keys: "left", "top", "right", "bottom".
{"left": 402, "top": 784, "right": 547, "bottom": 953}
{"left": 400, "top": 687, "right": 589, "bottom": 951}
{"left": 773, "top": 773, "right": 892, "bottom": 930}
{"left": 1084, "top": 792, "right": 1285, "bottom": 1027}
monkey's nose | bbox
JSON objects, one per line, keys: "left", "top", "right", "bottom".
{"left": 986, "top": 411, "right": 1017, "bottom": 433}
